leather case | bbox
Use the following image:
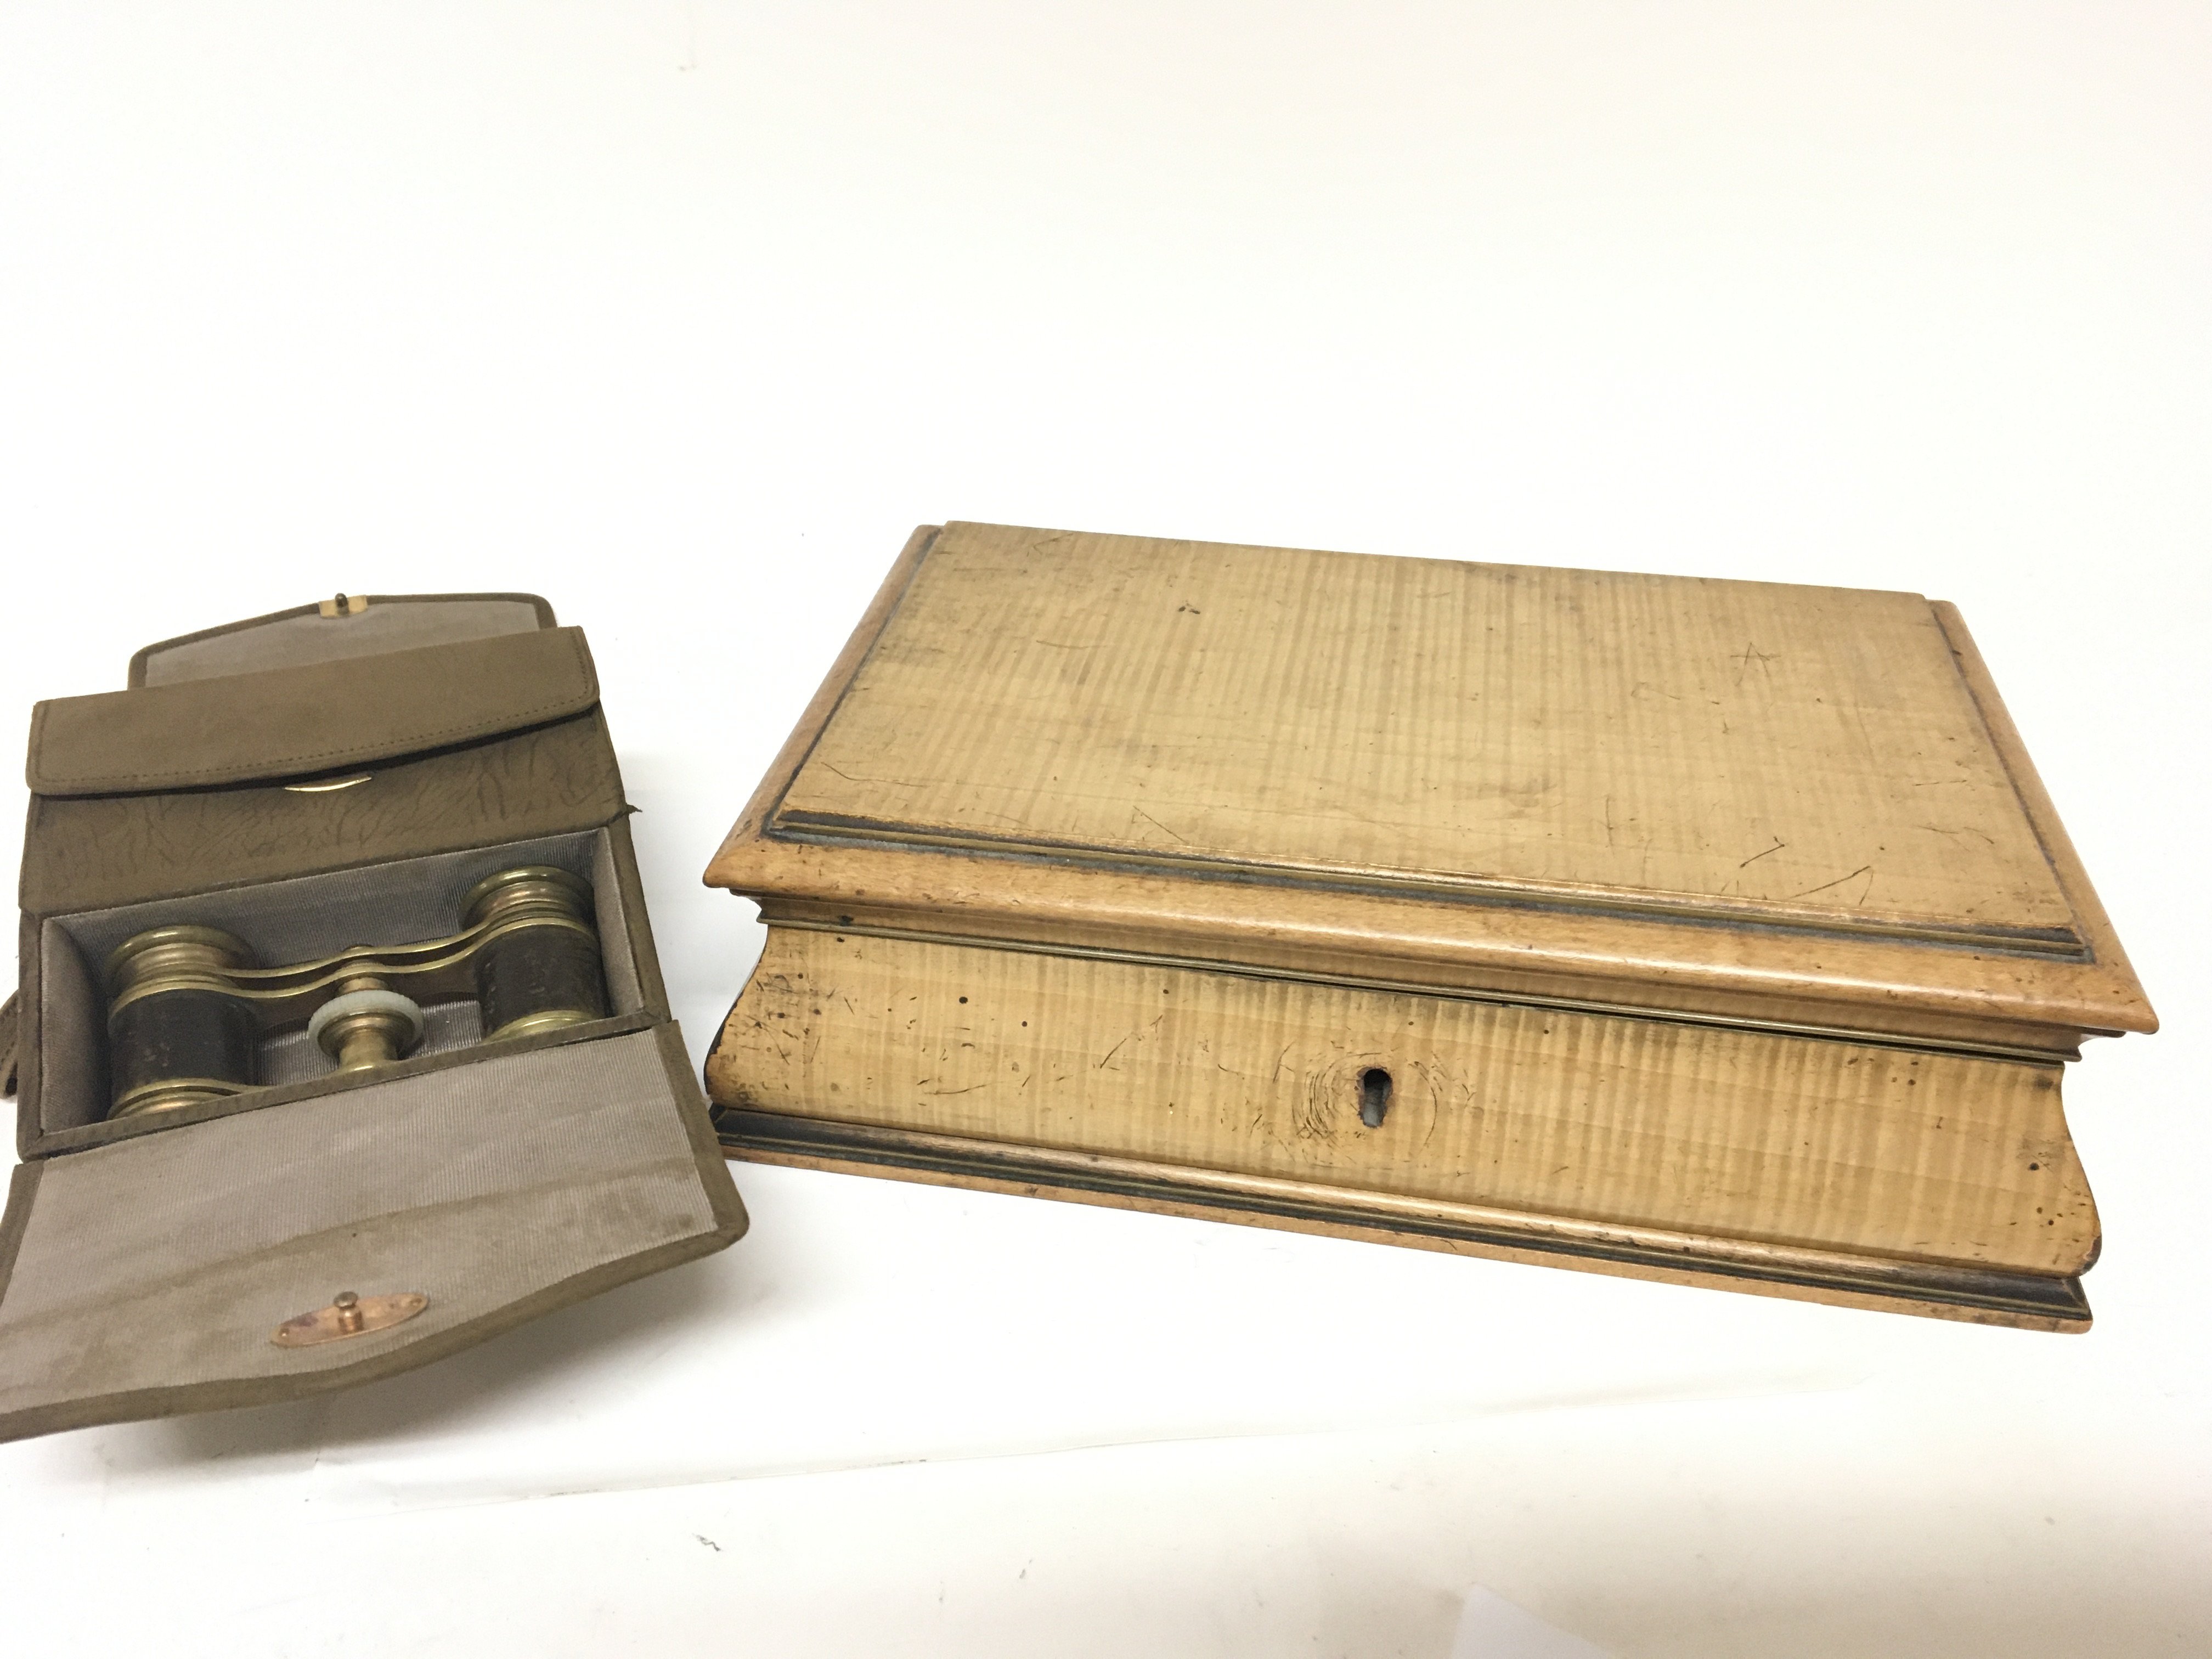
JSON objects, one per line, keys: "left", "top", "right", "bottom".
{"left": 0, "top": 593, "right": 747, "bottom": 1442}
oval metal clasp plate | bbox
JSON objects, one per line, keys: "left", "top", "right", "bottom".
{"left": 271, "top": 1290, "right": 428, "bottom": 1347}
{"left": 282, "top": 773, "right": 373, "bottom": 794}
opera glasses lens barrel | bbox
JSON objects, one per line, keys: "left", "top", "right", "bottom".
{"left": 100, "top": 865, "right": 608, "bottom": 1121}
{"left": 460, "top": 866, "right": 608, "bottom": 1040}
{"left": 104, "top": 927, "right": 262, "bottom": 1120}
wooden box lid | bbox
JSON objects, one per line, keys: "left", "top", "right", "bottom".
{"left": 708, "top": 523, "right": 2154, "bottom": 1056}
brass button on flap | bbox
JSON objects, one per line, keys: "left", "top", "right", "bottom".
{"left": 270, "top": 1290, "right": 428, "bottom": 1347}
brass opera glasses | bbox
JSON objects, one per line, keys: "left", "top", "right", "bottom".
{"left": 103, "top": 866, "right": 608, "bottom": 1120}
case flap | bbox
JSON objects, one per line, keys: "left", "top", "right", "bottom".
{"left": 0, "top": 1025, "right": 746, "bottom": 1443}
{"left": 131, "top": 593, "right": 556, "bottom": 687}
{"left": 28, "top": 627, "right": 599, "bottom": 797}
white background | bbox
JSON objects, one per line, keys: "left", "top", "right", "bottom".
{"left": 2, "top": 5, "right": 2208, "bottom": 1655}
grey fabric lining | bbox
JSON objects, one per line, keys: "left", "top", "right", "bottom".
{"left": 33, "top": 923, "right": 101, "bottom": 1128}
{"left": 138, "top": 601, "right": 546, "bottom": 686}
{"left": 259, "top": 1001, "right": 487, "bottom": 1087}
{"left": 0, "top": 1031, "right": 717, "bottom": 1417}
{"left": 36, "top": 829, "right": 639, "bottom": 1135}
{"left": 591, "top": 830, "right": 643, "bottom": 1014}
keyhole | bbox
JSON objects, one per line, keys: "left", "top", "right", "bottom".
{"left": 1358, "top": 1067, "right": 1393, "bottom": 1128}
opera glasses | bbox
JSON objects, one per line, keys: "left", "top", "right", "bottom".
{"left": 103, "top": 866, "right": 607, "bottom": 1120}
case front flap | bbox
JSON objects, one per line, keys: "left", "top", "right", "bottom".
{"left": 27, "top": 627, "right": 599, "bottom": 797}
{"left": 0, "top": 1025, "right": 746, "bottom": 1443}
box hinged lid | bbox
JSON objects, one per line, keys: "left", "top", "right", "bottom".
{"left": 708, "top": 522, "right": 2155, "bottom": 1052}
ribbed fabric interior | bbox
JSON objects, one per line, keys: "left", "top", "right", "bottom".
{"left": 0, "top": 1031, "right": 717, "bottom": 1414}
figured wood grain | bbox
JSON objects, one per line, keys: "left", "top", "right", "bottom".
{"left": 710, "top": 929, "right": 2097, "bottom": 1278}
{"left": 1930, "top": 602, "right": 2152, "bottom": 1037}
{"left": 703, "top": 523, "right": 2147, "bottom": 1325}
{"left": 749, "top": 902, "right": 2091, "bottom": 1058}
{"left": 724, "top": 1127, "right": 2086, "bottom": 1330}
{"left": 708, "top": 524, "right": 2154, "bottom": 1045}
{"left": 777, "top": 522, "right": 2074, "bottom": 950}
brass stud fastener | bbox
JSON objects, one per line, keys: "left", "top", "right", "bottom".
{"left": 271, "top": 1289, "right": 429, "bottom": 1347}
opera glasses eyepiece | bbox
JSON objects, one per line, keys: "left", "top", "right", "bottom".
{"left": 104, "top": 866, "right": 608, "bottom": 1121}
